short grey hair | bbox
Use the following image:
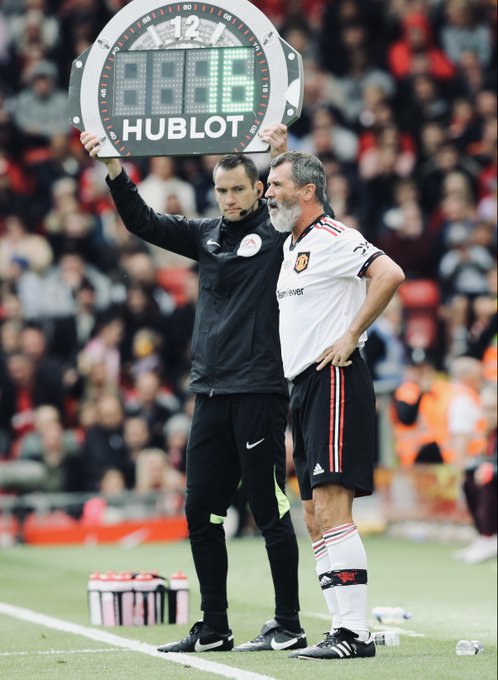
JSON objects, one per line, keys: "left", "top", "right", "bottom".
{"left": 270, "top": 151, "right": 327, "bottom": 207}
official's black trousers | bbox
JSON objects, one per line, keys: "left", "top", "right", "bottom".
{"left": 185, "top": 392, "right": 300, "bottom": 618}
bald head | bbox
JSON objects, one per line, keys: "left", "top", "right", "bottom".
{"left": 449, "top": 356, "right": 483, "bottom": 391}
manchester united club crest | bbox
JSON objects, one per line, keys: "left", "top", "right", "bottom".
{"left": 294, "top": 251, "right": 310, "bottom": 273}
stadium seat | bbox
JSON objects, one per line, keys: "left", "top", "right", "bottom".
{"left": 398, "top": 280, "right": 441, "bottom": 349}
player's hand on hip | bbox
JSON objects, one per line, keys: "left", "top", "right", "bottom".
{"left": 316, "top": 333, "right": 357, "bottom": 370}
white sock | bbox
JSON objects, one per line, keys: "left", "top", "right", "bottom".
{"left": 323, "top": 523, "right": 369, "bottom": 640}
{"left": 312, "top": 538, "right": 341, "bottom": 631}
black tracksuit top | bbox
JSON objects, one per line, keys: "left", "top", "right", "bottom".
{"left": 107, "top": 169, "right": 288, "bottom": 396}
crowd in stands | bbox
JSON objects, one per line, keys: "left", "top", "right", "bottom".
{"left": 0, "top": 1, "right": 496, "bottom": 539}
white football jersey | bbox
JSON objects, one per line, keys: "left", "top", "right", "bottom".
{"left": 276, "top": 215, "right": 383, "bottom": 380}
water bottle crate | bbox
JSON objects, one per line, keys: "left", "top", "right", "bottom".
{"left": 87, "top": 570, "right": 189, "bottom": 626}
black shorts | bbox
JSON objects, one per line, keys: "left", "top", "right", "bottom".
{"left": 290, "top": 350, "right": 376, "bottom": 500}
{"left": 186, "top": 392, "right": 290, "bottom": 522}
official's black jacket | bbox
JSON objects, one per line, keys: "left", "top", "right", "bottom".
{"left": 107, "top": 170, "right": 288, "bottom": 396}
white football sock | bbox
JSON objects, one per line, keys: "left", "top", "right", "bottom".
{"left": 312, "top": 538, "right": 341, "bottom": 631}
{"left": 323, "top": 523, "right": 369, "bottom": 640}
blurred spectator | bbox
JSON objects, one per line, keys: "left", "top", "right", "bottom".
{"left": 7, "top": 1, "right": 60, "bottom": 60}
{"left": 137, "top": 156, "right": 197, "bottom": 268}
{"left": 325, "top": 171, "right": 359, "bottom": 224}
{"left": 0, "top": 147, "right": 31, "bottom": 216}
{"left": 76, "top": 356, "right": 114, "bottom": 405}
{"left": 334, "top": 47, "right": 396, "bottom": 126}
{"left": 118, "top": 250, "right": 175, "bottom": 315}
{"left": 363, "top": 293, "right": 406, "bottom": 389}
{"left": 280, "top": 15, "right": 318, "bottom": 63}
{"left": 318, "top": 0, "right": 386, "bottom": 78}
{"left": 81, "top": 467, "right": 127, "bottom": 525}
{"left": 0, "top": 213, "right": 53, "bottom": 277}
{"left": 30, "top": 133, "right": 81, "bottom": 219}
{"left": 123, "top": 415, "right": 152, "bottom": 465}
{"left": 119, "top": 280, "right": 162, "bottom": 369}
{"left": 129, "top": 327, "right": 163, "bottom": 381}
{"left": 0, "top": 214, "right": 53, "bottom": 319}
{"left": 359, "top": 123, "right": 417, "bottom": 237}
{"left": 419, "top": 141, "right": 479, "bottom": 215}
{"left": 163, "top": 409, "right": 192, "bottom": 474}
{"left": 438, "top": 223, "right": 495, "bottom": 299}
{"left": 125, "top": 370, "right": 180, "bottom": 448}
{"left": 0, "top": 317, "right": 22, "bottom": 356}
{"left": 79, "top": 392, "right": 134, "bottom": 491}
{"left": 378, "top": 201, "right": 437, "bottom": 280}
{"left": 391, "top": 348, "right": 456, "bottom": 466}
{"left": 466, "top": 265, "right": 497, "bottom": 383}
{"left": 79, "top": 312, "right": 124, "bottom": 389}
{"left": 437, "top": 220, "right": 495, "bottom": 359}
{"left": 6, "top": 59, "right": 69, "bottom": 151}
{"left": 416, "top": 120, "right": 447, "bottom": 165}
{"left": 360, "top": 122, "right": 416, "bottom": 181}
{"left": 48, "top": 277, "right": 99, "bottom": 363}
{"left": 440, "top": 0, "right": 493, "bottom": 68}
{"left": 399, "top": 74, "right": 450, "bottom": 139}
{"left": 454, "top": 383, "right": 497, "bottom": 564}
{"left": 466, "top": 289, "right": 497, "bottom": 377}
{"left": 40, "top": 251, "right": 113, "bottom": 318}
{"left": 447, "top": 355, "right": 486, "bottom": 466}
{"left": 134, "top": 447, "right": 184, "bottom": 494}
{"left": 19, "top": 404, "right": 80, "bottom": 459}
{"left": 454, "top": 50, "right": 489, "bottom": 99}
{"left": 161, "top": 265, "right": 198, "bottom": 391}
{"left": 388, "top": 11, "right": 456, "bottom": 81}
{"left": 1, "top": 349, "right": 64, "bottom": 456}
{"left": 19, "top": 323, "right": 69, "bottom": 410}
{"left": 298, "top": 105, "right": 358, "bottom": 163}
{"left": 0, "top": 418, "right": 84, "bottom": 495}
{"left": 134, "top": 447, "right": 185, "bottom": 515}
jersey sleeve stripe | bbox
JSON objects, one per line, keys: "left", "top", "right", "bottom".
{"left": 357, "top": 250, "right": 385, "bottom": 278}
{"left": 316, "top": 216, "right": 346, "bottom": 236}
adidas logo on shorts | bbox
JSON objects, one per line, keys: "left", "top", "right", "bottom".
{"left": 313, "top": 463, "right": 325, "bottom": 476}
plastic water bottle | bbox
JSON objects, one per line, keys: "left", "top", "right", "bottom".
{"left": 148, "top": 571, "right": 168, "bottom": 625}
{"left": 372, "top": 631, "right": 400, "bottom": 646}
{"left": 168, "top": 571, "right": 190, "bottom": 624}
{"left": 100, "top": 572, "right": 117, "bottom": 626}
{"left": 372, "top": 606, "right": 412, "bottom": 624}
{"left": 113, "top": 572, "right": 134, "bottom": 626}
{"left": 456, "top": 640, "right": 484, "bottom": 656}
{"left": 87, "top": 572, "right": 103, "bottom": 626}
{"left": 133, "top": 572, "right": 156, "bottom": 625}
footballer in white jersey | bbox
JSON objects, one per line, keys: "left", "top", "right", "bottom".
{"left": 276, "top": 214, "right": 384, "bottom": 381}
{"left": 266, "top": 151, "right": 405, "bottom": 661}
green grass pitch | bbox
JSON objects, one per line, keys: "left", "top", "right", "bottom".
{"left": 0, "top": 534, "right": 496, "bottom": 680}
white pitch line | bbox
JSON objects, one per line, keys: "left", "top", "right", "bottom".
{"left": 0, "top": 648, "right": 127, "bottom": 657}
{"left": 0, "top": 602, "right": 276, "bottom": 680}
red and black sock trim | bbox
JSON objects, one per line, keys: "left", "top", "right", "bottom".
{"left": 323, "top": 569, "right": 368, "bottom": 587}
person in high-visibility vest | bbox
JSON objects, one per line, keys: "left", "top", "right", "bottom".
{"left": 447, "top": 356, "right": 487, "bottom": 467}
{"left": 391, "top": 349, "right": 455, "bottom": 466}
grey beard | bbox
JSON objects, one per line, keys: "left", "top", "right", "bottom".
{"left": 269, "top": 201, "right": 301, "bottom": 233}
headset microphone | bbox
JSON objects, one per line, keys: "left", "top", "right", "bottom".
{"left": 239, "top": 208, "right": 249, "bottom": 216}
